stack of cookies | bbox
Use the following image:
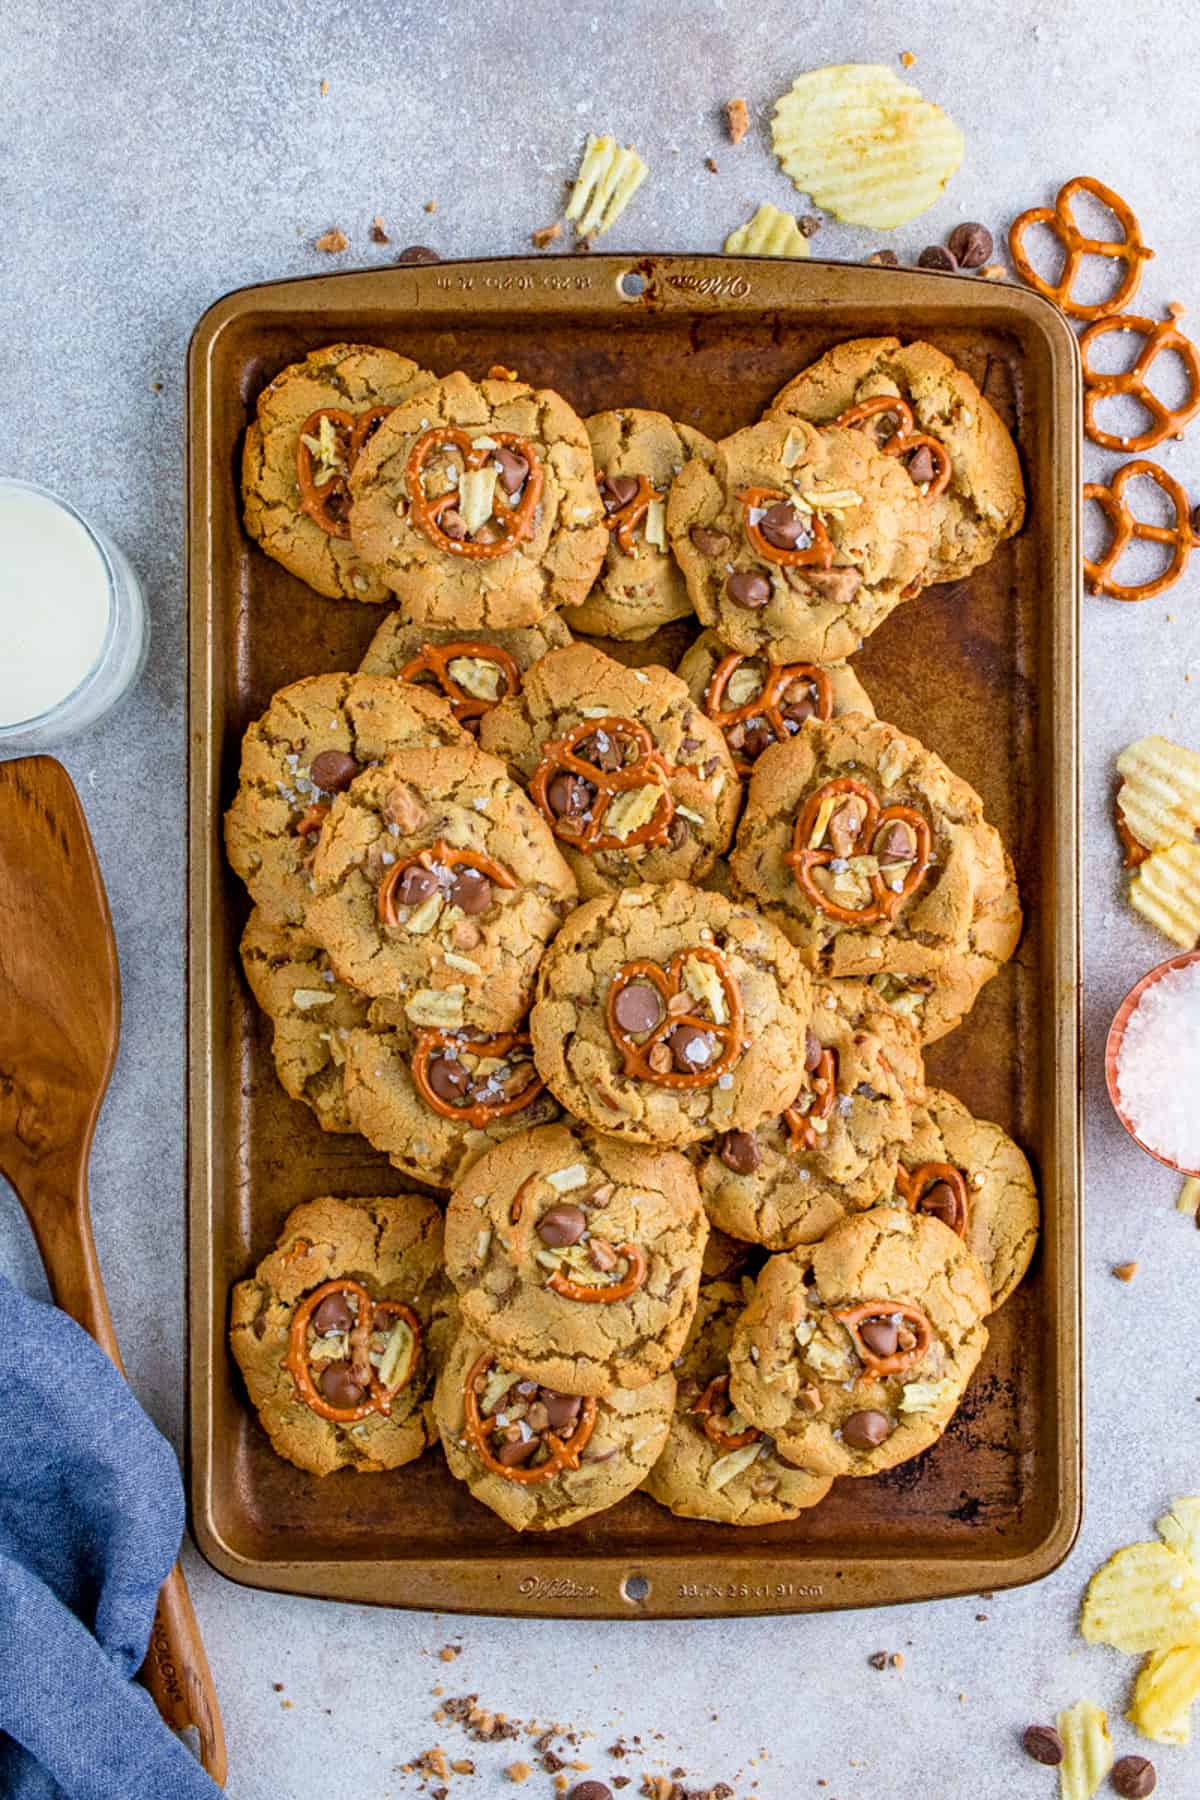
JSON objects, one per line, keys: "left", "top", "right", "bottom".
{"left": 227, "top": 335, "right": 1037, "bottom": 1531}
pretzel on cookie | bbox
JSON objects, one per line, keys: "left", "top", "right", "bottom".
{"left": 1084, "top": 459, "right": 1199, "bottom": 602}
{"left": 285, "top": 1279, "right": 423, "bottom": 1423}
{"left": 895, "top": 1162, "right": 970, "bottom": 1236}
{"left": 410, "top": 1029, "right": 547, "bottom": 1129}
{"left": 463, "top": 1349, "right": 598, "bottom": 1485}
{"left": 397, "top": 640, "right": 522, "bottom": 725}
{"left": 784, "top": 777, "right": 932, "bottom": 926}
{"left": 547, "top": 1243, "right": 647, "bottom": 1305}
{"left": 602, "top": 473, "right": 665, "bottom": 552}
{"left": 689, "top": 1373, "right": 760, "bottom": 1453}
{"left": 529, "top": 716, "right": 676, "bottom": 854}
{"left": 703, "top": 654, "right": 833, "bottom": 775}
{"left": 377, "top": 839, "right": 518, "bottom": 927}
{"left": 832, "top": 1301, "right": 933, "bottom": 1379}
{"left": 781, "top": 1048, "right": 838, "bottom": 1153}
{"left": 296, "top": 406, "right": 395, "bottom": 537}
{"left": 1008, "top": 176, "right": 1155, "bottom": 321}
{"left": 834, "top": 396, "right": 952, "bottom": 499}
{"left": 737, "top": 487, "right": 835, "bottom": 568}
{"left": 406, "top": 425, "right": 543, "bottom": 560}
{"left": 606, "top": 945, "right": 746, "bottom": 1090}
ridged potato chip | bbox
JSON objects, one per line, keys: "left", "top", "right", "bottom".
{"left": 1056, "top": 1701, "right": 1113, "bottom": 1800}
{"left": 1130, "top": 1644, "right": 1200, "bottom": 1745}
{"left": 723, "top": 203, "right": 811, "bottom": 258}
{"left": 1157, "top": 1496, "right": 1200, "bottom": 1564}
{"left": 1179, "top": 1177, "right": 1200, "bottom": 1217}
{"left": 1081, "top": 1540, "right": 1200, "bottom": 1653}
{"left": 771, "top": 63, "right": 965, "bottom": 229}
{"left": 565, "top": 134, "right": 647, "bottom": 239}
{"left": 1117, "top": 734, "right": 1200, "bottom": 854}
{"left": 1130, "top": 841, "right": 1200, "bottom": 948}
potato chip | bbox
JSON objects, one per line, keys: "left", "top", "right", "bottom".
{"left": 723, "top": 203, "right": 811, "bottom": 258}
{"left": 1179, "top": 1177, "right": 1200, "bottom": 1217}
{"left": 1130, "top": 1644, "right": 1200, "bottom": 1745}
{"left": 565, "top": 134, "right": 647, "bottom": 239}
{"left": 771, "top": 63, "right": 964, "bottom": 229}
{"left": 1157, "top": 1496, "right": 1200, "bottom": 1565}
{"left": 1056, "top": 1701, "right": 1113, "bottom": 1800}
{"left": 1130, "top": 841, "right": 1200, "bottom": 948}
{"left": 1117, "top": 734, "right": 1200, "bottom": 854}
{"left": 1081, "top": 1540, "right": 1200, "bottom": 1653}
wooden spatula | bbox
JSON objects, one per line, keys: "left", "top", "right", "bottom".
{"left": 0, "top": 756, "right": 226, "bottom": 1787}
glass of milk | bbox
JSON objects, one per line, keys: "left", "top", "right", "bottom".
{"left": 0, "top": 478, "right": 148, "bottom": 751}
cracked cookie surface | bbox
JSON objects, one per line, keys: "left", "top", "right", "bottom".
{"left": 642, "top": 1278, "right": 832, "bottom": 1525}
{"left": 767, "top": 336, "right": 1026, "bottom": 587}
{"left": 347, "top": 370, "right": 608, "bottom": 628}
{"left": 700, "top": 979, "right": 924, "bottom": 1250}
{"left": 444, "top": 1121, "right": 708, "bottom": 1395}
{"left": 666, "top": 416, "right": 931, "bottom": 663}
{"left": 224, "top": 671, "right": 465, "bottom": 935}
{"left": 241, "top": 342, "right": 436, "bottom": 602}
{"left": 729, "top": 1206, "right": 991, "bottom": 1477}
{"left": 229, "top": 1193, "right": 448, "bottom": 1476}
{"left": 434, "top": 1320, "right": 675, "bottom": 1531}
{"left": 358, "top": 612, "right": 572, "bottom": 736}
{"left": 569, "top": 409, "right": 714, "bottom": 640}
{"left": 478, "top": 642, "right": 739, "bottom": 899}
{"left": 730, "top": 714, "right": 1020, "bottom": 984}
{"left": 306, "top": 742, "right": 577, "bottom": 1031}
{"left": 530, "top": 880, "right": 813, "bottom": 1148}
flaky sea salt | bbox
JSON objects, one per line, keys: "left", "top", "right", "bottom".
{"left": 1117, "top": 961, "right": 1200, "bottom": 1165}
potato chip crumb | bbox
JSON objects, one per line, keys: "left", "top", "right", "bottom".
{"left": 565, "top": 134, "right": 648, "bottom": 238}
{"left": 724, "top": 203, "right": 811, "bottom": 259}
{"left": 724, "top": 98, "right": 750, "bottom": 143}
{"left": 1056, "top": 1700, "right": 1112, "bottom": 1799}
{"left": 1178, "top": 1177, "right": 1200, "bottom": 1216}
{"left": 531, "top": 221, "right": 562, "bottom": 249}
{"left": 315, "top": 227, "right": 348, "bottom": 254}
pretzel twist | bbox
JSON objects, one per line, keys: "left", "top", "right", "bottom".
{"left": 605, "top": 946, "right": 746, "bottom": 1089}
{"left": 603, "top": 473, "right": 665, "bottom": 552}
{"left": 296, "top": 405, "right": 395, "bottom": 537}
{"left": 783, "top": 778, "right": 932, "bottom": 925}
{"left": 547, "top": 1243, "right": 647, "bottom": 1305}
{"left": 834, "top": 396, "right": 952, "bottom": 499}
{"left": 410, "top": 1029, "right": 547, "bottom": 1129}
{"left": 781, "top": 1048, "right": 839, "bottom": 1153}
{"left": 689, "top": 1374, "right": 760, "bottom": 1453}
{"left": 406, "top": 425, "right": 543, "bottom": 559}
{"left": 529, "top": 716, "right": 676, "bottom": 853}
{"left": 1008, "top": 176, "right": 1155, "bottom": 320}
{"left": 832, "top": 1300, "right": 933, "bottom": 1379}
{"left": 397, "top": 640, "right": 522, "bottom": 725}
{"left": 736, "top": 486, "right": 835, "bottom": 568}
{"left": 703, "top": 654, "right": 833, "bottom": 774}
{"left": 895, "top": 1162, "right": 970, "bottom": 1237}
{"left": 1084, "top": 459, "right": 1199, "bottom": 601}
{"left": 463, "top": 1349, "right": 598, "bottom": 1485}
{"left": 285, "top": 1280, "right": 423, "bottom": 1423}
{"left": 1080, "top": 308, "right": 1200, "bottom": 451}
{"left": 377, "top": 839, "right": 518, "bottom": 927}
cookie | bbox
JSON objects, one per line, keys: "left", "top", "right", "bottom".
{"left": 676, "top": 629, "right": 875, "bottom": 779}
{"left": 358, "top": 613, "right": 573, "bottom": 735}
{"left": 569, "top": 410, "right": 715, "bottom": 640}
{"left": 223, "top": 671, "right": 465, "bottom": 935}
{"left": 478, "top": 642, "right": 739, "bottom": 899}
{"left": 347, "top": 369, "right": 609, "bottom": 629}
{"left": 700, "top": 979, "right": 924, "bottom": 1250}
{"left": 886, "top": 1087, "right": 1038, "bottom": 1312}
{"left": 434, "top": 1321, "right": 675, "bottom": 1531}
{"left": 666, "top": 416, "right": 931, "bottom": 663}
{"left": 239, "top": 909, "right": 373, "bottom": 1133}
{"left": 241, "top": 342, "right": 435, "bottom": 602}
{"left": 574, "top": 617, "right": 699, "bottom": 671}
{"left": 229, "top": 1194, "right": 447, "bottom": 1476}
{"left": 642, "top": 1279, "right": 832, "bottom": 1525}
{"left": 443, "top": 1122, "right": 708, "bottom": 1395}
{"left": 729, "top": 1206, "right": 991, "bottom": 1477}
{"left": 306, "top": 742, "right": 577, "bottom": 1031}
{"left": 341, "top": 1018, "right": 561, "bottom": 1190}
{"left": 730, "top": 714, "right": 1020, "bottom": 984}
{"left": 766, "top": 336, "right": 1026, "bottom": 586}
{"left": 530, "top": 880, "right": 813, "bottom": 1148}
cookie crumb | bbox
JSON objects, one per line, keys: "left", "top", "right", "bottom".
{"left": 867, "top": 249, "right": 900, "bottom": 267}
{"left": 370, "top": 215, "right": 390, "bottom": 244}
{"left": 979, "top": 264, "right": 1007, "bottom": 281}
{"left": 867, "top": 1651, "right": 889, "bottom": 1669}
{"left": 506, "top": 1763, "right": 532, "bottom": 1783}
{"left": 272, "top": 1682, "right": 284, "bottom": 1692}
{"left": 439, "top": 1645, "right": 462, "bottom": 1662}
{"left": 890, "top": 1652, "right": 904, "bottom": 1668}
{"left": 315, "top": 227, "right": 348, "bottom": 254}
{"left": 798, "top": 214, "right": 822, "bottom": 237}
{"left": 451, "top": 1760, "right": 475, "bottom": 1775}
{"left": 421, "top": 1748, "right": 450, "bottom": 1779}
{"left": 424, "top": 200, "right": 438, "bottom": 214}
{"left": 900, "top": 50, "right": 916, "bottom": 67}
{"left": 705, "top": 157, "right": 719, "bottom": 174}
{"left": 723, "top": 98, "right": 750, "bottom": 144}
{"left": 532, "top": 221, "right": 563, "bottom": 250}
{"left": 319, "top": 77, "right": 329, "bottom": 95}
{"left": 1113, "top": 1261, "right": 1139, "bottom": 1282}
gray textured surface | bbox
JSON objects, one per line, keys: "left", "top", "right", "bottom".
{"left": 4, "top": 1, "right": 1200, "bottom": 1794}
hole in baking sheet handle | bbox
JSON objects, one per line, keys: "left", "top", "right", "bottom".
{"left": 621, "top": 1571, "right": 650, "bottom": 1604}
{"left": 618, "top": 270, "right": 648, "bottom": 301}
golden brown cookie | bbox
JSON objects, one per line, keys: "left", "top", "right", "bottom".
{"left": 478, "top": 642, "right": 739, "bottom": 899}
{"left": 642, "top": 1279, "right": 832, "bottom": 1525}
{"left": 699, "top": 979, "right": 924, "bottom": 1249}
{"left": 666, "top": 416, "right": 931, "bottom": 663}
{"left": 729, "top": 1206, "right": 991, "bottom": 1477}
{"left": 241, "top": 342, "right": 436, "bottom": 602}
{"left": 530, "top": 880, "right": 813, "bottom": 1148}
{"left": 434, "top": 1322, "right": 675, "bottom": 1531}
{"left": 569, "top": 409, "right": 715, "bottom": 640}
{"left": 357, "top": 613, "right": 573, "bottom": 736}
{"left": 306, "top": 742, "right": 576, "bottom": 1030}
{"left": 223, "top": 671, "right": 465, "bottom": 935}
{"left": 347, "top": 370, "right": 608, "bottom": 628}
{"left": 766, "top": 336, "right": 1026, "bottom": 586}
{"left": 444, "top": 1122, "right": 708, "bottom": 1395}
{"left": 229, "top": 1193, "right": 448, "bottom": 1476}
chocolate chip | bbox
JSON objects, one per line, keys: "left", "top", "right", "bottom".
{"left": 666, "top": 813, "right": 689, "bottom": 850}
{"left": 780, "top": 695, "right": 815, "bottom": 729}
{"left": 450, "top": 868, "right": 493, "bottom": 914}
{"left": 310, "top": 1293, "right": 354, "bottom": 1336}
{"left": 538, "top": 1204, "right": 587, "bottom": 1248}
{"left": 842, "top": 1409, "right": 892, "bottom": 1450}
{"left": 568, "top": 1784, "right": 613, "bottom": 1800}
{"left": 805, "top": 1029, "right": 823, "bottom": 1072}
{"left": 396, "top": 864, "right": 439, "bottom": 907}
{"left": 396, "top": 244, "right": 441, "bottom": 264}
{"left": 496, "top": 1436, "right": 539, "bottom": 1466}
{"left": 720, "top": 1130, "right": 761, "bottom": 1174}
{"left": 726, "top": 570, "right": 771, "bottom": 610}
{"left": 858, "top": 1319, "right": 899, "bottom": 1357}
{"left": 920, "top": 1180, "right": 960, "bottom": 1229}
{"left": 427, "top": 1054, "right": 470, "bottom": 1104}
{"left": 1021, "top": 1726, "right": 1064, "bottom": 1767}
{"left": 917, "top": 244, "right": 958, "bottom": 272}
{"left": 575, "top": 730, "right": 623, "bottom": 772}
{"left": 906, "top": 445, "right": 937, "bottom": 486}
{"left": 541, "top": 1390, "right": 583, "bottom": 1431}
{"left": 309, "top": 750, "right": 361, "bottom": 793}
{"left": 1112, "top": 1755, "right": 1156, "bottom": 1796}
{"left": 547, "top": 772, "right": 593, "bottom": 817}
{"left": 439, "top": 508, "right": 469, "bottom": 541}
{"left": 318, "top": 1362, "right": 367, "bottom": 1407}
{"left": 876, "top": 820, "right": 916, "bottom": 864}
{"left": 494, "top": 447, "right": 529, "bottom": 494}
{"left": 740, "top": 719, "right": 775, "bottom": 760}
{"left": 612, "top": 981, "right": 663, "bottom": 1035}
{"left": 669, "top": 1022, "right": 713, "bottom": 1072}
{"left": 589, "top": 1238, "right": 619, "bottom": 1272}
{"left": 758, "top": 501, "right": 809, "bottom": 550}
{"left": 947, "top": 222, "right": 994, "bottom": 269}
{"left": 601, "top": 474, "right": 640, "bottom": 512}
{"left": 689, "top": 525, "right": 731, "bottom": 557}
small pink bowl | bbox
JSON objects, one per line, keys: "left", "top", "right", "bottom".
{"left": 1105, "top": 948, "right": 1200, "bottom": 1178}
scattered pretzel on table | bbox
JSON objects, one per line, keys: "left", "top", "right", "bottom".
{"left": 397, "top": 640, "right": 523, "bottom": 726}
{"left": 600, "top": 472, "right": 665, "bottom": 552}
{"left": 690, "top": 1374, "right": 760, "bottom": 1453}
{"left": 1008, "top": 175, "right": 1155, "bottom": 321}
{"left": 463, "top": 1348, "right": 598, "bottom": 1484}
{"left": 377, "top": 839, "right": 518, "bottom": 926}
{"left": 296, "top": 404, "right": 395, "bottom": 537}
{"left": 736, "top": 486, "right": 835, "bottom": 568}
{"left": 1084, "top": 459, "right": 1199, "bottom": 601}
{"left": 410, "top": 1029, "right": 547, "bottom": 1129}
{"left": 285, "top": 1279, "right": 422, "bottom": 1423}
{"left": 703, "top": 654, "right": 833, "bottom": 775}
{"left": 832, "top": 1300, "right": 934, "bottom": 1379}
{"left": 782, "top": 1049, "right": 838, "bottom": 1154}
{"left": 606, "top": 945, "right": 746, "bottom": 1090}
{"left": 895, "top": 1162, "right": 970, "bottom": 1236}
{"left": 529, "top": 716, "right": 676, "bottom": 854}
{"left": 406, "top": 424, "right": 544, "bottom": 559}
{"left": 834, "top": 396, "right": 952, "bottom": 499}
{"left": 1079, "top": 305, "right": 1200, "bottom": 451}
{"left": 784, "top": 778, "right": 932, "bottom": 926}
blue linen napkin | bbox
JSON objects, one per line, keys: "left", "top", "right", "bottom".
{"left": 0, "top": 1274, "right": 221, "bottom": 1799}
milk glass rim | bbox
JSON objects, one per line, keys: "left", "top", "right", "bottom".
{"left": 0, "top": 476, "right": 120, "bottom": 737}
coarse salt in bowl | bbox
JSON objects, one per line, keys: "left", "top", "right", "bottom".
{"left": 1106, "top": 950, "right": 1200, "bottom": 1177}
